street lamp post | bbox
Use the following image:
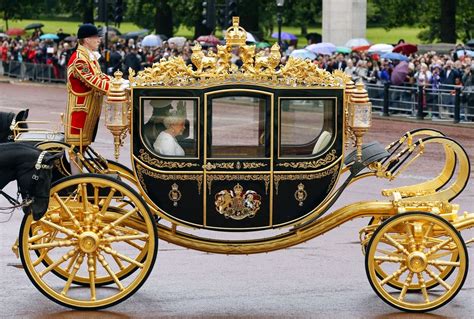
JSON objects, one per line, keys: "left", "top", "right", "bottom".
{"left": 276, "top": 0, "right": 285, "bottom": 46}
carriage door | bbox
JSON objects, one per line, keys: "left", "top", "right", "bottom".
{"left": 203, "top": 90, "right": 273, "bottom": 230}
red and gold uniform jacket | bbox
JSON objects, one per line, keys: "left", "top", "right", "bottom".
{"left": 65, "top": 45, "right": 111, "bottom": 146}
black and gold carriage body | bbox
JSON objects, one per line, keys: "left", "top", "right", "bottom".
{"left": 131, "top": 85, "right": 344, "bottom": 231}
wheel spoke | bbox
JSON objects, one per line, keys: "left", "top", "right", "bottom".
{"left": 428, "top": 260, "right": 460, "bottom": 267}
{"left": 426, "top": 238, "right": 453, "bottom": 257}
{"left": 29, "top": 239, "right": 76, "bottom": 250}
{"left": 61, "top": 253, "right": 85, "bottom": 296}
{"left": 380, "top": 266, "right": 408, "bottom": 286}
{"left": 405, "top": 223, "right": 417, "bottom": 252}
{"left": 429, "top": 251, "right": 455, "bottom": 260}
{"left": 41, "top": 219, "right": 79, "bottom": 238}
{"left": 98, "top": 208, "right": 139, "bottom": 236}
{"left": 383, "top": 233, "right": 410, "bottom": 256}
{"left": 97, "top": 252, "right": 125, "bottom": 291}
{"left": 374, "top": 255, "right": 405, "bottom": 263}
{"left": 54, "top": 193, "right": 84, "bottom": 233}
{"left": 80, "top": 183, "right": 89, "bottom": 212}
{"left": 425, "top": 268, "right": 452, "bottom": 291}
{"left": 398, "top": 271, "right": 414, "bottom": 301}
{"left": 417, "top": 272, "right": 430, "bottom": 303}
{"left": 87, "top": 253, "right": 96, "bottom": 301}
{"left": 39, "top": 247, "right": 79, "bottom": 278}
{"left": 99, "top": 188, "right": 117, "bottom": 216}
{"left": 28, "top": 231, "right": 51, "bottom": 244}
{"left": 100, "top": 245, "right": 144, "bottom": 268}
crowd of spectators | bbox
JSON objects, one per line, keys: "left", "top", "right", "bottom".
{"left": 1, "top": 29, "right": 473, "bottom": 118}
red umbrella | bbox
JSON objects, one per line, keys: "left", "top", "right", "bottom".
{"left": 393, "top": 43, "right": 417, "bottom": 55}
{"left": 6, "top": 28, "right": 25, "bottom": 36}
{"left": 352, "top": 44, "right": 371, "bottom": 52}
{"left": 196, "top": 35, "right": 220, "bottom": 45}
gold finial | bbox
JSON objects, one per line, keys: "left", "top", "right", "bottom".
{"left": 108, "top": 70, "right": 127, "bottom": 102}
{"left": 350, "top": 81, "right": 370, "bottom": 104}
{"left": 225, "top": 16, "right": 247, "bottom": 46}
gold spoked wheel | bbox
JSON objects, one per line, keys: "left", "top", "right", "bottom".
{"left": 365, "top": 212, "right": 468, "bottom": 312}
{"left": 19, "top": 174, "right": 158, "bottom": 310}
{"left": 367, "top": 217, "right": 459, "bottom": 292}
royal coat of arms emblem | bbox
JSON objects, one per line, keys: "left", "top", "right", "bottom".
{"left": 214, "top": 183, "right": 262, "bottom": 220}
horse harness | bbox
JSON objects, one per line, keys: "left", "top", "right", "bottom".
{"left": 0, "top": 151, "right": 51, "bottom": 211}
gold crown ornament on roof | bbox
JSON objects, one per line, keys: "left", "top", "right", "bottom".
{"left": 128, "top": 17, "right": 342, "bottom": 88}
{"left": 225, "top": 17, "right": 247, "bottom": 46}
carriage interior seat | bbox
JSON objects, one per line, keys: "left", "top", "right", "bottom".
{"left": 312, "top": 130, "right": 332, "bottom": 155}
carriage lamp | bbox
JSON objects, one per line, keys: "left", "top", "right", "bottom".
{"left": 348, "top": 81, "right": 372, "bottom": 162}
{"left": 344, "top": 79, "right": 355, "bottom": 148}
{"left": 104, "top": 70, "right": 130, "bottom": 160}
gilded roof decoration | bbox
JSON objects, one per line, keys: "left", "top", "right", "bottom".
{"left": 129, "top": 17, "right": 341, "bottom": 88}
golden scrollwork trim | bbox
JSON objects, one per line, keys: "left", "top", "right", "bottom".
{"left": 242, "top": 162, "right": 267, "bottom": 169}
{"left": 276, "top": 149, "right": 337, "bottom": 169}
{"left": 274, "top": 163, "right": 340, "bottom": 195}
{"left": 206, "top": 174, "right": 270, "bottom": 195}
{"left": 136, "top": 164, "right": 203, "bottom": 194}
{"left": 138, "top": 149, "right": 200, "bottom": 169}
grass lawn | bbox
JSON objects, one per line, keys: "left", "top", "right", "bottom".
{"left": 3, "top": 18, "right": 424, "bottom": 47}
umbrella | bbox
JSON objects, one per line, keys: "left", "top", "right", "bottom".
{"left": 271, "top": 32, "right": 297, "bottom": 41}
{"left": 0, "top": 33, "right": 9, "bottom": 38}
{"left": 64, "top": 35, "right": 77, "bottom": 42}
{"left": 352, "top": 45, "right": 371, "bottom": 52}
{"left": 381, "top": 52, "right": 409, "bottom": 61}
{"left": 24, "top": 23, "right": 44, "bottom": 30}
{"left": 393, "top": 43, "right": 417, "bottom": 55}
{"left": 466, "top": 39, "right": 474, "bottom": 48}
{"left": 256, "top": 42, "right": 271, "bottom": 49}
{"left": 196, "top": 35, "right": 220, "bottom": 45}
{"left": 368, "top": 43, "right": 394, "bottom": 54}
{"left": 98, "top": 26, "right": 121, "bottom": 36}
{"left": 336, "top": 46, "right": 351, "bottom": 54}
{"left": 246, "top": 32, "right": 257, "bottom": 43}
{"left": 290, "top": 49, "right": 316, "bottom": 60}
{"left": 456, "top": 49, "right": 474, "bottom": 57}
{"left": 390, "top": 60, "right": 409, "bottom": 85}
{"left": 40, "top": 33, "right": 59, "bottom": 40}
{"left": 345, "top": 38, "right": 370, "bottom": 48}
{"left": 141, "top": 34, "right": 162, "bottom": 47}
{"left": 168, "top": 36, "right": 187, "bottom": 47}
{"left": 6, "top": 28, "right": 25, "bottom": 36}
{"left": 306, "top": 42, "right": 336, "bottom": 55}
{"left": 122, "top": 29, "right": 149, "bottom": 39}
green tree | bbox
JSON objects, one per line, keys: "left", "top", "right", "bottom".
{"left": 0, "top": 0, "right": 35, "bottom": 30}
{"left": 372, "top": 0, "right": 472, "bottom": 43}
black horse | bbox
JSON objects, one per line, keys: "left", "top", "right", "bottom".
{"left": 0, "top": 109, "right": 29, "bottom": 143}
{"left": 0, "top": 143, "right": 61, "bottom": 220}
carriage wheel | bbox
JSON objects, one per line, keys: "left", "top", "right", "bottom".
{"left": 19, "top": 174, "right": 157, "bottom": 310}
{"left": 366, "top": 216, "right": 459, "bottom": 292}
{"left": 365, "top": 212, "right": 468, "bottom": 312}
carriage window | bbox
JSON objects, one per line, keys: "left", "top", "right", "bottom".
{"left": 142, "top": 99, "right": 197, "bottom": 158}
{"left": 210, "top": 96, "right": 267, "bottom": 158}
{"left": 280, "top": 99, "right": 335, "bottom": 157}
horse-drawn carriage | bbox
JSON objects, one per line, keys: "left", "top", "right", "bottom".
{"left": 4, "top": 18, "right": 474, "bottom": 312}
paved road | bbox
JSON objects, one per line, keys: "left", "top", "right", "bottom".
{"left": 0, "top": 82, "right": 473, "bottom": 318}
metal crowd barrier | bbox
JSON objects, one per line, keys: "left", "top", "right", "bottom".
{"left": 366, "top": 82, "right": 474, "bottom": 123}
{"left": 1, "top": 61, "right": 66, "bottom": 83}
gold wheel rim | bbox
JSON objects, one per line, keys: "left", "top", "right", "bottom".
{"left": 367, "top": 213, "right": 467, "bottom": 311}
{"left": 21, "top": 176, "right": 156, "bottom": 309}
